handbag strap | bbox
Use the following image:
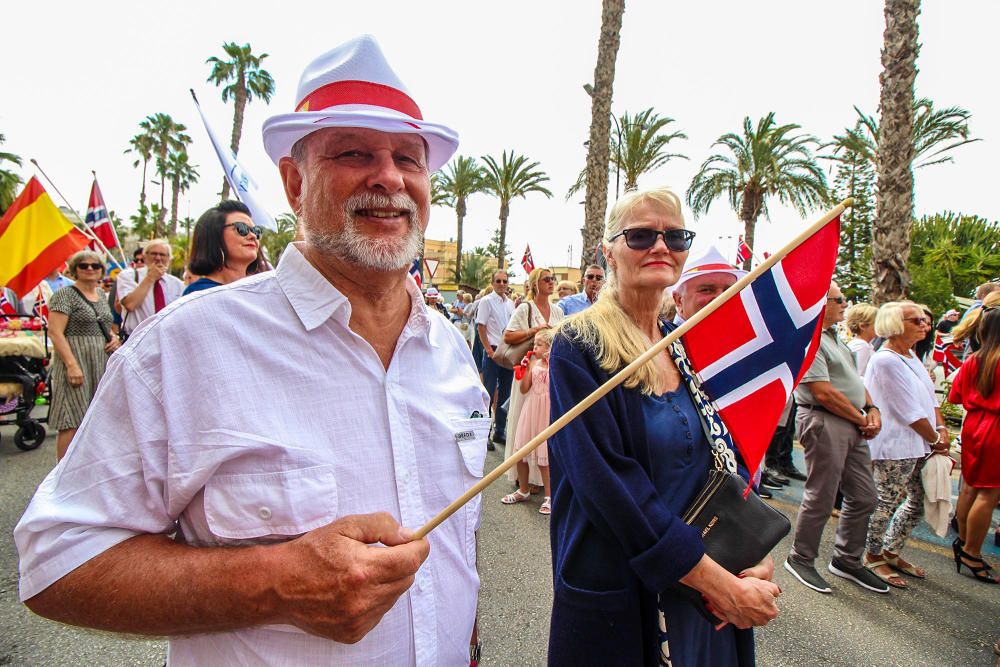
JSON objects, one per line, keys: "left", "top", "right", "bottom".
{"left": 71, "top": 285, "right": 111, "bottom": 341}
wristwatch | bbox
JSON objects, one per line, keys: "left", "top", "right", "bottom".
{"left": 862, "top": 404, "right": 879, "bottom": 413}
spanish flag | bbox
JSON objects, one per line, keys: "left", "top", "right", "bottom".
{"left": 0, "top": 177, "right": 90, "bottom": 298}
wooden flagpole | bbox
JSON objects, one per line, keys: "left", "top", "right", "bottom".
{"left": 92, "top": 169, "right": 131, "bottom": 267}
{"left": 413, "top": 198, "right": 853, "bottom": 539}
{"left": 29, "top": 158, "right": 117, "bottom": 263}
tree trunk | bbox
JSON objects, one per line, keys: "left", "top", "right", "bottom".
{"left": 222, "top": 84, "right": 248, "bottom": 200}
{"left": 140, "top": 158, "right": 148, "bottom": 209}
{"left": 497, "top": 201, "right": 509, "bottom": 269}
{"left": 169, "top": 176, "right": 180, "bottom": 238}
{"left": 455, "top": 196, "right": 467, "bottom": 281}
{"left": 156, "top": 146, "right": 168, "bottom": 237}
{"left": 581, "top": 0, "right": 625, "bottom": 270}
{"left": 739, "top": 189, "right": 763, "bottom": 271}
{"left": 872, "top": 0, "right": 920, "bottom": 304}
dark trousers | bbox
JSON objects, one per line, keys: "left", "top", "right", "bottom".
{"left": 765, "top": 401, "right": 797, "bottom": 469}
{"left": 481, "top": 347, "right": 513, "bottom": 439}
{"left": 472, "top": 333, "right": 485, "bottom": 374}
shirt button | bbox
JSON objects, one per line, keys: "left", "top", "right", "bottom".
{"left": 258, "top": 507, "right": 272, "bottom": 520}
{"left": 402, "top": 470, "right": 411, "bottom": 483}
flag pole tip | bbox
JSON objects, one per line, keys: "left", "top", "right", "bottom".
{"left": 840, "top": 197, "right": 854, "bottom": 209}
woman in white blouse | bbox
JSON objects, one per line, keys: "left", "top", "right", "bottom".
{"left": 862, "top": 301, "right": 951, "bottom": 588}
{"left": 846, "top": 303, "right": 878, "bottom": 376}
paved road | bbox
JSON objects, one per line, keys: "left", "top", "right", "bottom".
{"left": 2, "top": 423, "right": 998, "bottom": 666}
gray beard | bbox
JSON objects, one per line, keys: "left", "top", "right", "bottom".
{"left": 302, "top": 192, "right": 424, "bottom": 271}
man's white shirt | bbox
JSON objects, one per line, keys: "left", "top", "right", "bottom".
{"left": 475, "top": 291, "right": 515, "bottom": 346}
{"left": 116, "top": 267, "right": 184, "bottom": 333}
{"left": 16, "top": 244, "right": 489, "bottom": 666}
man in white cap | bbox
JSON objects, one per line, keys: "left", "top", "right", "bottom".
{"left": 670, "top": 245, "right": 747, "bottom": 324}
{"left": 16, "top": 35, "right": 489, "bottom": 666}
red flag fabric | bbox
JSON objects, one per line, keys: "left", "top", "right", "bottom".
{"left": 521, "top": 245, "right": 535, "bottom": 274}
{"left": 85, "top": 179, "right": 119, "bottom": 250}
{"left": 932, "top": 331, "right": 963, "bottom": 378}
{"left": 31, "top": 285, "right": 48, "bottom": 322}
{"left": 736, "top": 236, "right": 752, "bottom": 264}
{"left": 408, "top": 258, "right": 422, "bottom": 289}
{"left": 681, "top": 216, "right": 841, "bottom": 478}
{"left": 0, "top": 291, "right": 17, "bottom": 315}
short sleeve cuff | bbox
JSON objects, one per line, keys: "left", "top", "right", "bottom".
{"left": 628, "top": 519, "right": 705, "bottom": 592}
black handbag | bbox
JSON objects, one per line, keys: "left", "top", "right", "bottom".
{"left": 672, "top": 468, "right": 791, "bottom": 624}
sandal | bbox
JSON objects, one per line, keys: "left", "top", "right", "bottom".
{"left": 539, "top": 497, "right": 551, "bottom": 515}
{"left": 501, "top": 489, "right": 531, "bottom": 505}
{"left": 956, "top": 548, "right": 1000, "bottom": 585}
{"left": 864, "top": 559, "right": 907, "bottom": 589}
{"left": 883, "top": 552, "right": 926, "bottom": 578}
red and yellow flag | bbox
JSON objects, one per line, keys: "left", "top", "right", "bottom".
{"left": 0, "top": 177, "right": 90, "bottom": 298}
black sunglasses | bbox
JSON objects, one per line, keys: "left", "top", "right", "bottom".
{"left": 77, "top": 262, "right": 104, "bottom": 271}
{"left": 610, "top": 228, "right": 696, "bottom": 252}
{"left": 494, "top": 279, "right": 508, "bottom": 284}
{"left": 584, "top": 274, "right": 604, "bottom": 281}
{"left": 827, "top": 296, "right": 847, "bottom": 304}
{"left": 225, "top": 221, "right": 264, "bottom": 238}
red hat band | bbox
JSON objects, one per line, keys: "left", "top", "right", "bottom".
{"left": 296, "top": 80, "right": 423, "bottom": 120}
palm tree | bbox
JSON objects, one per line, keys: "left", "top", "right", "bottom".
{"left": 141, "top": 113, "right": 192, "bottom": 236}
{"left": 481, "top": 151, "right": 553, "bottom": 267}
{"left": 260, "top": 212, "right": 298, "bottom": 265}
{"left": 124, "top": 132, "right": 156, "bottom": 210}
{"left": 581, "top": 0, "right": 625, "bottom": 269}
{"left": 829, "top": 98, "right": 979, "bottom": 170}
{"left": 567, "top": 108, "right": 688, "bottom": 199}
{"left": 0, "top": 133, "right": 24, "bottom": 215}
{"left": 163, "top": 150, "right": 200, "bottom": 237}
{"left": 433, "top": 156, "right": 487, "bottom": 280}
{"left": 453, "top": 252, "right": 494, "bottom": 290}
{"left": 871, "top": 0, "right": 921, "bottom": 304}
{"left": 687, "top": 113, "right": 828, "bottom": 270}
{"left": 206, "top": 42, "right": 275, "bottom": 199}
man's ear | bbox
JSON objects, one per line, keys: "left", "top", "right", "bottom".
{"left": 279, "top": 157, "right": 305, "bottom": 215}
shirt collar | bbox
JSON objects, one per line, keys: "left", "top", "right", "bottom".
{"left": 276, "top": 243, "right": 431, "bottom": 335}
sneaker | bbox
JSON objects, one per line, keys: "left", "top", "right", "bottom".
{"left": 757, "top": 486, "right": 773, "bottom": 499}
{"left": 784, "top": 559, "right": 833, "bottom": 593}
{"left": 778, "top": 465, "right": 807, "bottom": 481}
{"left": 827, "top": 558, "right": 890, "bottom": 594}
{"left": 765, "top": 468, "right": 790, "bottom": 485}
{"left": 760, "top": 472, "right": 785, "bottom": 490}
{"left": 486, "top": 440, "right": 496, "bottom": 451}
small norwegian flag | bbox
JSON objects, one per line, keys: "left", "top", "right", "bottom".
{"left": 932, "top": 331, "right": 963, "bottom": 378}
{"left": 32, "top": 285, "right": 49, "bottom": 323}
{"left": 0, "top": 291, "right": 18, "bottom": 315}
{"left": 736, "top": 236, "right": 753, "bottom": 265}
{"left": 408, "top": 258, "right": 422, "bottom": 289}
{"left": 85, "top": 178, "right": 120, "bottom": 250}
{"left": 521, "top": 245, "right": 535, "bottom": 275}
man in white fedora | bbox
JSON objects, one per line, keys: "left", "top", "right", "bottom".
{"left": 16, "top": 35, "right": 489, "bottom": 666}
{"left": 670, "top": 244, "right": 747, "bottom": 325}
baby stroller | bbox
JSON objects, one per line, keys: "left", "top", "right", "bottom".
{"left": 0, "top": 314, "right": 50, "bottom": 450}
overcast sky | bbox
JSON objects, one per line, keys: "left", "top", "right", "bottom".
{"left": 4, "top": 1, "right": 997, "bottom": 273}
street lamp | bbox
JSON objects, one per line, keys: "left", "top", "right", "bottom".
{"left": 582, "top": 83, "right": 625, "bottom": 200}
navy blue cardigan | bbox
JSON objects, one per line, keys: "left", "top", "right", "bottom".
{"left": 547, "top": 326, "right": 754, "bottom": 666}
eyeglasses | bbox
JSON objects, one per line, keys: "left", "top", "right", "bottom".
{"left": 144, "top": 251, "right": 170, "bottom": 259}
{"left": 77, "top": 263, "right": 104, "bottom": 271}
{"left": 225, "top": 222, "right": 264, "bottom": 238}
{"left": 904, "top": 317, "right": 931, "bottom": 325}
{"left": 827, "top": 296, "right": 847, "bottom": 304}
{"left": 610, "top": 228, "right": 696, "bottom": 252}
{"left": 584, "top": 274, "right": 604, "bottom": 281}
{"left": 494, "top": 279, "right": 508, "bottom": 284}
{"left": 540, "top": 276, "right": 556, "bottom": 283}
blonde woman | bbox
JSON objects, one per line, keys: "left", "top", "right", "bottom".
{"left": 500, "top": 266, "right": 564, "bottom": 503}
{"left": 547, "top": 187, "right": 778, "bottom": 664}
{"left": 556, "top": 280, "right": 577, "bottom": 300}
{"left": 846, "top": 303, "right": 878, "bottom": 376}
{"left": 953, "top": 292, "right": 1000, "bottom": 356}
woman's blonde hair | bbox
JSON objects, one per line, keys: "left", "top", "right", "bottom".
{"left": 845, "top": 303, "right": 877, "bottom": 335}
{"left": 557, "top": 280, "right": 577, "bottom": 295}
{"left": 525, "top": 267, "right": 552, "bottom": 299}
{"left": 952, "top": 292, "right": 1000, "bottom": 344}
{"left": 560, "top": 186, "right": 686, "bottom": 394}
{"left": 873, "top": 301, "right": 918, "bottom": 338}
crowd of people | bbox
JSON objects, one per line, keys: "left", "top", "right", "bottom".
{"left": 7, "top": 34, "right": 998, "bottom": 667}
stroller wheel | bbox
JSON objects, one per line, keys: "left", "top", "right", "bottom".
{"left": 14, "top": 421, "right": 46, "bottom": 451}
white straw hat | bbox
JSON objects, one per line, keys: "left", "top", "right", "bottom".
{"left": 262, "top": 35, "right": 458, "bottom": 171}
{"left": 673, "top": 245, "right": 748, "bottom": 290}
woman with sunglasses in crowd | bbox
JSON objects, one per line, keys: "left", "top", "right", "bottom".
{"left": 948, "top": 302, "right": 1000, "bottom": 584}
{"left": 547, "top": 187, "right": 779, "bottom": 666}
{"left": 47, "top": 250, "right": 120, "bottom": 460}
{"left": 500, "top": 266, "right": 564, "bottom": 512}
{"left": 861, "top": 302, "right": 948, "bottom": 588}
{"left": 183, "top": 200, "right": 264, "bottom": 296}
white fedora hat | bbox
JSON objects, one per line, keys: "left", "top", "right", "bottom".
{"left": 673, "top": 245, "right": 748, "bottom": 290}
{"left": 262, "top": 35, "right": 458, "bottom": 171}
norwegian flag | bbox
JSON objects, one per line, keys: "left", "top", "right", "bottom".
{"left": 932, "top": 331, "right": 963, "bottom": 378}
{"left": 408, "top": 258, "right": 422, "bottom": 289}
{"left": 31, "top": 285, "right": 48, "bottom": 323}
{"left": 521, "top": 245, "right": 535, "bottom": 274}
{"left": 736, "top": 236, "right": 753, "bottom": 265}
{"left": 0, "top": 291, "right": 18, "bottom": 315}
{"left": 681, "top": 216, "right": 841, "bottom": 477}
{"left": 85, "top": 178, "right": 120, "bottom": 250}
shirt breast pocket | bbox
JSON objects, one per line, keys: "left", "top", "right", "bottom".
{"left": 204, "top": 464, "right": 338, "bottom": 542}
{"left": 449, "top": 417, "right": 491, "bottom": 566}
